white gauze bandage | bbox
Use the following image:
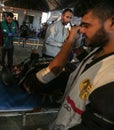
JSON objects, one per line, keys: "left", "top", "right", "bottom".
{"left": 36, "top": 67, "right": 56, "bottom": 84}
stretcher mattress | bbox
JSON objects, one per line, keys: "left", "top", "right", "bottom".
{"left": 0, "top": 80, "right": 58, "bottom": 129}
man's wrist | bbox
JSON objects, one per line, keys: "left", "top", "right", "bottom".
{"left": 36, "top": 67, "right": 56, "bottom": 84}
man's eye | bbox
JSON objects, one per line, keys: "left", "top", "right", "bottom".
{"left": 81, "top": 24, "right": 89, "bottom": 28}
{"left": 66, "top": 16, "right": 72, "bottom": 19}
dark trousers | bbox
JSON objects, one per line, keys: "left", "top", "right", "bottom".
{"left": 2, "top": 47, "right": 14, "bottom": 68}
{"left": 68, "top": 124, "right": 89, "bottom": 130}
{"left": 69, "top": 111, "right": 114, "bottom": 130}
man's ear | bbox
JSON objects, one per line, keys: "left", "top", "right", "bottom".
{"left": 111, "top": 16, "right": 114, "bottom": 26}
{"left": 110, "top": 16, "right": 114, "bottom": 31}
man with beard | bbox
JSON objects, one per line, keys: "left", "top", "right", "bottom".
{"left": 43, "top": 8, "right": 73, "bottom": 58}
{"left": 24, "top": 0, "right": 114, "bottom": 130}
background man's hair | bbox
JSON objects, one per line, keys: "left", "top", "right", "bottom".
{"left": 6, "top": 12, "right": 14, "bottom": 18}
{"left": 62, "top": 8, "right": 73, "bottom": 15}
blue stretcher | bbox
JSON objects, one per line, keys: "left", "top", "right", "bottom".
{"left": 0, "top": 80, "right": 58, "bottom": 129}
{"left": 0, "top": 80, "right": 41, "bottom": 110}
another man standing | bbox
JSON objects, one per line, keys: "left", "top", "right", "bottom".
{"left": 43, "top": 8, "right": 73, "bottom": 57}
{"left": 1, "top": 12, "right": 17, "bottom": 70}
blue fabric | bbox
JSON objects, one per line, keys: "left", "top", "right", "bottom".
{"left": 0, "top": 81, "right": 41, "bottom": 110}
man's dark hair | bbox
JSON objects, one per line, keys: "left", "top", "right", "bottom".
{"left": 92, "top": 0, "right": 114, "bottom": 22}
{"left": 6, "top": 12, "right": 14, "bottom": 18}
{"left": 73, "top": 0, "right": 101, "bottom": 17}
{"left": 74, "top": 0, "right": 114, "bottom": 20}
{"left": 62, "top": 8, "right": 73, "bottom": 15}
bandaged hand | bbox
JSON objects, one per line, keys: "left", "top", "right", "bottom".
{"left": 36, "top": 67, "right": 56, "bottom": 84}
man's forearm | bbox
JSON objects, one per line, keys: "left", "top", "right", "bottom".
{"left": 36, "top": 38, "right": 74, "bottom": 84}
{"left": 35, "top": 26, "right": 80, "bottom": 84}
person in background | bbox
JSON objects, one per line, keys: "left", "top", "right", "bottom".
{"left": 23, "top": 0, "right": 114, "bottom": 130}
{"left": 14, "top": 17, "right": 19, "bottom": 30}
{"left": 43, "top": 8, "right": 73, "bottom": 58}
{"left": 1, "top": 12, "right": 17, "bottom": 70}
{"left": 40, "top": 22, "right": 48, "bottom": 39}
{"left": 30, "top": 25, "right": 35, "bottom": 36}
{"left": 36, "top": 28, "right": 40, "bottom": 38}
{"left": 19, "top": 21, "right": 29, "bottom": 47}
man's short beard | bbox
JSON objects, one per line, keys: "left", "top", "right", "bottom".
{"left": 88, "top": 26, "right": 109, "bottom": 48}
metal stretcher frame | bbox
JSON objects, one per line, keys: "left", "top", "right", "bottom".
{"left": 0, "top": 108, "right": 58, "bottom": 129}
{"left": 14, "top": 36, "right": 42, "bottom": 46}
